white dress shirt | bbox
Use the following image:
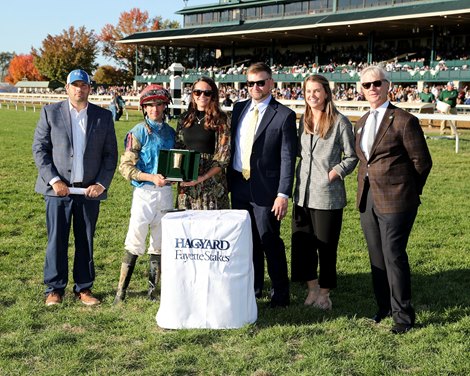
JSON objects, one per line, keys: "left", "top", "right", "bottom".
{"left": 233, "top": 95, "right": 271, "bottom": 172}
{"left": 233, "top": 95, "right": 288, "bottom": 199}
{"left": 48, "top": 101, "right": 88, "bottom": 186}
{"left": 70, "top": 101, "right": 88, "bottom": 183}
{"left": 360, "top": 101, "right": 389, "bottom": 160}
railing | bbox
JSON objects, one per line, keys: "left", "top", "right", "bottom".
{"left": 2, "top": 93, "right": 470, "bottom": 112}
{"left": 136, "top": 69, "right": 470, "bottom": 85}
{"left": 431, "top": 59, "right": 470, "bottom": 69}
{"left": 0, "top": 93, "right": 140, "bottom": 109}
{"left": 1, "top": 93, "right": 469, "bottom": 152}
{"left": 0, "top": 93, "right": 141, "bottom": 120}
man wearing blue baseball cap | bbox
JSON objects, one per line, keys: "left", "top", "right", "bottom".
{"left": 33, "top": 69, "right": 118, "bottom": 306}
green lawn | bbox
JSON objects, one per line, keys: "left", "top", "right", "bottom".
{"left": 0, "top": 108, "right": 469, "bottom": 375}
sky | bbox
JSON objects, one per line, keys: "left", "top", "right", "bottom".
{"left": 1, "top": 0, "right": 210, "bottom": 65}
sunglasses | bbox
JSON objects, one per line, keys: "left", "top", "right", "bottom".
{"left": 246, "top": 79, "right": 270, "bottom": 87}
{"left": 361, "top": 80, "right": 386, "bottom": 90}
{"left": 193, "top": 89, "right": 213, "bottom": 97}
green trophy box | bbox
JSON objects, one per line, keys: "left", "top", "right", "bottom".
{"left": 157, "top": 149, "right": 201, "bottom": 181}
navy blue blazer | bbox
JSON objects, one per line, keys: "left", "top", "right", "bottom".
{"left": 32, "top": 100, "right": 118, "bottom": 200}
{"left": 229, "top": 97, "right": 297, "bottom": 206}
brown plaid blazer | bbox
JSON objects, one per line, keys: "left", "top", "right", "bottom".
{"left": 355, "top": 103, "right": 432, "bottom": 214}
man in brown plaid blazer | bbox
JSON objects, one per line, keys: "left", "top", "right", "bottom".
{"left": 355, "top": 66, "right": 432, "bottom": 334}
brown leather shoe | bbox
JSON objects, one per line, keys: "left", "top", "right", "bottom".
{"left": 75, "top": 289, "right": 100, "bottom": 306}
{"left": 45, "top": 291, "right": 62, "bottom": 306}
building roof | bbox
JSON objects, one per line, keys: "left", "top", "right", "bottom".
{"left": 15, "top": 80, "right": 63, "bottom": 89}
{"left": 176, "top": 0, "right": 283, "bottom": 15}
{"left": 0, "top": 83, "right": 17, "bottom": 93}
{"left": 119, "top": 1, "right": 470, "bottom": 48}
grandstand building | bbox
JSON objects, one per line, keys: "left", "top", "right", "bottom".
{"left": 119, "top": 0, "right": 470, "bottom": 89}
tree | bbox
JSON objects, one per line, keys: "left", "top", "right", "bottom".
{"left": 5, "top": 54, "right": 44, "bottom": 84}
{"left": 32, "top": 26, "right": 98, "bottom": 83}
{"left": 93, "top": 65, "right": 133, "bottom": 85}
{"left": 0, "top": 52, "right": 14, "bottom": 81}
{"left": 99, "top": 8, "right": 180, "bottom": 76}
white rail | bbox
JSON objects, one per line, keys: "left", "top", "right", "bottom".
{"left": 1, "top": 93, "right": 469, "bottom": 153}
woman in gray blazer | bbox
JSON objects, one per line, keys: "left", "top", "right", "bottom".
{"left": 291, "top": 75, "right": 358, "bottom": 310}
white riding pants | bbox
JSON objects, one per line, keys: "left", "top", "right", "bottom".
{"left": 125, "top": 185, "right": 173, "bottom": 256}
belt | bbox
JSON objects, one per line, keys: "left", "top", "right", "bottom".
{"left": 71, "top": 182, "right": 84, "bottom": 187}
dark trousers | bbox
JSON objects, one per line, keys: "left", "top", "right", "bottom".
{"left": 291, "top": 205, "right": 343, "bottom": 288}
{"left": 360, "top": 184, "right": 417, "bottom": 326}
{"left": 230, "top": 171, "right": 289, "bottom": 297}
{"left": 44, "top": 195, "right": 100, "bottom": 295}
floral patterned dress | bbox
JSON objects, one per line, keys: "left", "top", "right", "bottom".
{"left": 175, "top": 111, "right": 231, "bottom": 210}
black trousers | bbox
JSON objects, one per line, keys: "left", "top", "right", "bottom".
{"left": 230, "top": 171, "right": 289, "bottom": 297}
{"left": 360, "top": 183, "right": 417, "bottom": 326}
{"left": 291, "top": 204, "right": 343, "bottom": 288}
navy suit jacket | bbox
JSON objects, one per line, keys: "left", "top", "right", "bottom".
{"left": 33, "top": 100, "right": 118, "bottom": 200}
{"left": 229, "top": 97, "right": 297, "bottom": 206}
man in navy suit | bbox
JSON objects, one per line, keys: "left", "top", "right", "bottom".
{"left": 33, "top": 69, "right": 118, "bottom": 306}
{"left": 228, "top": 62, "right": 297, "bottom": 307}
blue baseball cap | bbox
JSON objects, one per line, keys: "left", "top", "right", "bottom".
{"left": 67, "top": 69, "right": 91, "bottom": 85}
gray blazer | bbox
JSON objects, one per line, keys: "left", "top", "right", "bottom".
{"left": 32, "top": 100, "right": 118, "bottom": 200}
{"left": 293, "top": 113, "right": 358, "bottom": 210}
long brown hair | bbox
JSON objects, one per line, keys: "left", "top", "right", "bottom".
{"left": 303, "top": 75, "right": 338, "bottom": 138}
{"left": 183, "top": 76, "right": 226, "bottom": 130}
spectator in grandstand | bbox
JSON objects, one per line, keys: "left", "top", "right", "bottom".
{"left": 356, "top": 65, "right": 432, "bottom": 334}
{"left": 394, "top": 85, "right": 407, "bottom": 102}
{"left": 228, "top": 62, "right": 297, "bottom": 308}
{"left": 406, "top": 87, "right": 419, "bottom": 103}
{"left": 457, "top": 87, "right": 467, "bottom": 104}
{"left": 113, "top": 85, "right": 175, "bottom": 304}
{"left": 431, "top": 84, "right": 440, "bottom": 99}
{"left": 438, "top": 81, "right": 458, "bottom": 135}
{"left": 181, "top": 88, "right": 191, "bottom": 106}
{"left": 291, "top": 75, "right": 358, "bottom": 310}
{"left": 175, "top": 76, "right": 231, "bottom": 210}
{"left": 419, "top": 85, "right": 436, "bottom": 104}
{"left": 465, "top": 90, "right": 470, "bottom": 105}
{"left": 283, "top": 87, "right": 292, "bottom": 100}
{"left": 32, "top": 69, "right": 118, "bottom": 307}
{"left": 355, "top": 91, "right": 365, "bottom": 101}
{"left": 222, "top": 94, "right": 233, "bottom": 108}
{"left": 346, "top": 87, "right": 356, "bottom": 101}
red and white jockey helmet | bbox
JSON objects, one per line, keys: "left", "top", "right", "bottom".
{"left": 139, "top": 84, "right": 172, "bottom": 106}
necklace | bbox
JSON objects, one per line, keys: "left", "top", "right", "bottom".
{"left": 195, "top": 114, "right": 205, "bottom": 125}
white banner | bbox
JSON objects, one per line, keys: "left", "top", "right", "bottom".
{"left": 156, "top": 209, "right": 257, "bottom": 329}
{"left": 436, "top": 100, "right": 451, "bottom": 113}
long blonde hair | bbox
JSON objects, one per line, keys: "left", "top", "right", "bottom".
{"left": 303, "top": 75, "right": 338, "bottom": 138}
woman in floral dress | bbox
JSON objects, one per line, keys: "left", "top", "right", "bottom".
{"left": 175, "top": 76, "right": 231, "bottom": 210}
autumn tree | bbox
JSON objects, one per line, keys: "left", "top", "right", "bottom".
{"left": 99, "top": 8, "right": 180, "bottom": 76}
{"left": 5, "top": 54, "right": 44, "bottom": 84}
{"left": 32, "top": 26, "right": 98, "bottom": 83}
{"left": 93, "top": 65, "right": 133, "bottom": 85}
{"left": 0, "top": 52, "right": 14, "bottom": 81}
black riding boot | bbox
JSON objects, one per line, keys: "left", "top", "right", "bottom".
{"left": 113, "top": 251, "right": 138, "bottom": 305}
{"left": 148, "top": 254, "right": 161, "bottom": 301}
